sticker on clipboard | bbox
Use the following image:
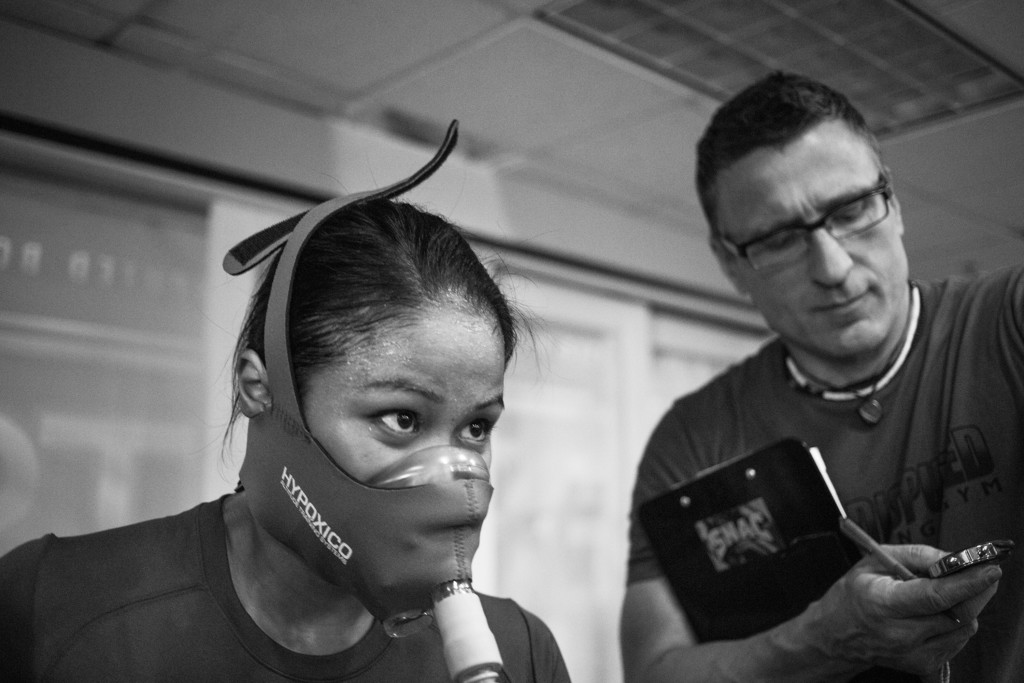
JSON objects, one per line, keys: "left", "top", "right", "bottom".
{"left": 695, "top": 497, "right": 787, "bottom": 572}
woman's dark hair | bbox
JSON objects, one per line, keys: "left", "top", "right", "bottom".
{"left": 696, "top": 71, "right": 881, "bottom": 234}
{"left": 227, "top": 197, "right": 520, "bottom": 434}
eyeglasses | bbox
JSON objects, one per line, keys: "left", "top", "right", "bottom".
{"left": 717, "top": 177, "right": 893, "bottom": 271}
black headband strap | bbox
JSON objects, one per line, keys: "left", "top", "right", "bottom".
{"left": 222, "top": 120, "right": 459, "bottom": 276}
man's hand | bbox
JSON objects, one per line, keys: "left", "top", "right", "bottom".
{"left": 620, "top": 544, "right": 1000, "bottom": 682}
{"left": 805, "top": 543, "right": 1002, "bottom": 675}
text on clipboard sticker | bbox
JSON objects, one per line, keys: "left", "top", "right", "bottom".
{"left": 694, "top": 497, "right": 787, "bottom": 572}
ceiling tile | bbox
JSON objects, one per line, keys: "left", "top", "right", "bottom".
{"left": 0, "top": 0, "right": 120, "bottom": 41}
{"left": 530, "top": 95, "right": 717, "bottom": 224}
{"left": 80, "top": 0, "right": 152, "bottom": 15}
{"left": 114, "top": 21, "right": 206, "bottom": 66}
{"left": 197, "top": 50, "right": 350, "bottom": 114}
{"left": 143, "top": 0, "right": 509, "bottom": 92}
{"left": 357, "top": 20, "right": 684, "bottom": 159}
{"left": 681, "top": 0, "right": 787, "bottom": 36}
{"left": 915, "top": 0, "right": 1024, "bottom": 73}
{"left": 540, "top": 0, "right": 1024, "bottom": 136}
{"left": 493, "top": 0, "right": 552, "bottom": 10}
{"left": 112, "top": 19, "right": 351, "bottom": 113}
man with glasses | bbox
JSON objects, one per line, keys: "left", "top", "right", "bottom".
{"left": 621, "top": 72, "right": 1022, "bottom": 682}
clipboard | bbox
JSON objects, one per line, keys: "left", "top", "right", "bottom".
{"left": 638, "top": 438, "right": 861, "bottom": 642}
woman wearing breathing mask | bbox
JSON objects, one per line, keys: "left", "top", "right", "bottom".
{"left": 0, "top": 124, "right": 571, "bottom": 683}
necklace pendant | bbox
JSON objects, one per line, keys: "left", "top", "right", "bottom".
{"left": 859, "top": 398, "right": 883, "bottom": 425}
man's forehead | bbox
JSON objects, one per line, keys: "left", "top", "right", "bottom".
{"left": 712, "top": 122, "right": 880, "bottom": 234}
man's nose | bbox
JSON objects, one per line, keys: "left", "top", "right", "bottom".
{"left": 805, "top": 228, "right": 853, "bottom": 286}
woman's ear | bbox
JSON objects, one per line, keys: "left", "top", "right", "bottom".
{"left": 236, "top": 349, "right": 272, "bottom": 418}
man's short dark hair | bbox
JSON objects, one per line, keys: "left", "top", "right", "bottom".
{"left": 696, "top": 71, "right": 880, "bottom": 234}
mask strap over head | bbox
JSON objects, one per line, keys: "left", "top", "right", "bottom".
{"left": 222, "top": 120, "right": 459, "bottom": 427}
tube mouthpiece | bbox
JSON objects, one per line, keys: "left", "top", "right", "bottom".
{"left": 432, "top": 580, "right": 503, "bottom": 682}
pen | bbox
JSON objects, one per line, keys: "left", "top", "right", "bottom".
{"left": 839, "top": 516, "right": 961, "bottom": 624}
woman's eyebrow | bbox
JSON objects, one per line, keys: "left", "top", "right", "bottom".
{"left": 475, "top": 393, "right": 505, "bottom": 412}
{"left": 360, "top": 381, "right": 504, "bottom": 411}
{"left": 361, "top": 379, "right": 443, "bottom": 402}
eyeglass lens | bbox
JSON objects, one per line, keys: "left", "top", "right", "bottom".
{"left": 746, "top": 189, "right": 889, "bottom": 269}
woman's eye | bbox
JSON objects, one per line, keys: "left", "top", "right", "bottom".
{"left": 380, "top": 411, "right": 418, "bottom": 434}
{"left": 461, "top": 419, "right": 493, "bottom": 443}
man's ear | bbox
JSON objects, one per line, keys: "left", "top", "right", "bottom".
{"left": 709, "top": 236, "right": 750, "bottom": 297}
{"left": 236, "top": 349, "right": 272, "bottom": 418}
